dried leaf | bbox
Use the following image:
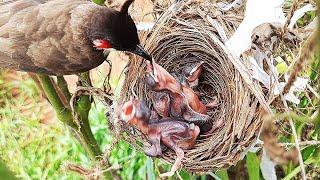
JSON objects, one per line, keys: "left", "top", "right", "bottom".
{"left": 136, "top": 22, "right": 155, "bottom": 31}
{"left": 226, "top": 0, "right": 285, "bottom": 57}
{"left": 288, "top": 4, "right": 316, "bottom": 30}
{"left": 249, "top": 56, "right": 272, "bottom": 88}
{"left": 273, "top": 76, "right": 309, "bottom": 104}
{"left": 305, "top": 17, "right": 317, "bottom": 31}
{"left": 216, "top": 0, "right": 244, "bottom": 12}
{"left": 260, "top": 149, "right": 277, "bottom": 180}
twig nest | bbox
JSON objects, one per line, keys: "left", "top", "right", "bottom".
{"left": 118, "top": 1, "right": 263, "bottom": 173}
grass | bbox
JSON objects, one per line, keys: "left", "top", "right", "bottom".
{"left": 0, "top": 71, "right": 179, "bottom": 179}
{"left": 0, "top": 71, "right": 88, "bottom": 179}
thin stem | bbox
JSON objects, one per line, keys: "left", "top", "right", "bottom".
{"left": 76, "top": 72, "right": 115, "bottom": 179}
{"left": 38, "top": 74, "right": 114, "bottom": 179}
{"left": 75, "top": 72, "right": 102, "bottom": 156}
{"left": 314, "top": 2, "right": 320, "bottom": 158}
{"left": 57, "top": 76, "right": 72, "bottom": 102}
{"left": 38, "top": 74, "right": 77, "bottom": 129}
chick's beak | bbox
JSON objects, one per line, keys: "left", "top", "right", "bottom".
{"left": 131, "top": 45, "right": 152, "bottom": 61}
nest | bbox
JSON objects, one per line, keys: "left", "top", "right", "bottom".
{"left": 117, "top": 1, "right": 264, "bottom": 173}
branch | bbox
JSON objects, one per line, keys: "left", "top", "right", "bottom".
{"left": 74, "top": 72, "right": 102, "bottom": 157}
{"left": 283, "top": 31, "right": 317, "bottom": 94}
{"left": 264, "top": 56, "right": 307, "bottom": 179}
{"left": 37, "top": 74, "right": 114, "bottom": 179}
{"left": 38, "top": 74, "right": 77, "bottom": 128}
{"left": 75, "top": 72, "right": 117, "bottom": 179}
{"left": 57, "top": 76, "right": 72, "bottom": 102}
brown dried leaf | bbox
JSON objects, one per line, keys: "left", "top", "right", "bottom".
{"left": 261, "top": 113, "right": 299, "bottom": 165}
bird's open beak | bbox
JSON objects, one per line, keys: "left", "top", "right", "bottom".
{"left": 121, "top": 100, "right": 135, "bottom": 123}
{"left": 131, "top": 45, "right": 152, "bottom": 61}
{"left": 187, "top": 61, "right": 204, "bottom": 83}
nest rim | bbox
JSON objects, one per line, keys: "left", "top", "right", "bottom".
{"left": 116, "top": 1, "right": 264, "bottom": 173}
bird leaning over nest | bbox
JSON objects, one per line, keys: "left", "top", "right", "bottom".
{"left": 0, "top": 0, "right": 152, "bottom": 75}
{"left": 0, "top": 0, "right": 153, "bottom": 110}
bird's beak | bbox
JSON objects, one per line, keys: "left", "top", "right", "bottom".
{"left": 187, "top": 61, "right": 204, "bottom": 83}
{"left": 131, "top": 45, "right": 152, "bottom": 61}
{"left": 151, "top": 62, "right": 183, "bottom": 94}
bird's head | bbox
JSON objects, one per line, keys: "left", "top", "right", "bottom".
{"left": 121, "top": 97, "right": 151, "bottom": 125}
{"left": 182, "top": 61, "right": 204, "bottom": 88}
{"left": 90, "top": 0, "right": 151, "bottom": 61}
{"left": 145, "top": 61, "right": 182, "bottom": 94}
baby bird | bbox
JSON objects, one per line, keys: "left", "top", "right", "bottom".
{"left": 121, "top": 98, "right": 200, "bottom": 177}
{"left": 181, "top": 61, "right": 204, "bottom": 88}
{"left": 150, "top": 91, "right": 170, "bottom": 118}
{"left": 145, "top": 61, "right": 182, "bottom": 95}
{"left": 182, "top": 86, "right": 207, "bottom": 114}
{"left": 178, "top": 62, "right": 218, "bottom": 111}
{"left": 145, "top": 61, "right": 209, "bottom": 123}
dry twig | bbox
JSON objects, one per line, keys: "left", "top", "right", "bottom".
{"left": 284, "top": 0, "right": 299, "bottom": 33}
{"left": 283, "top": 31, "right": 317, "bottom": 94}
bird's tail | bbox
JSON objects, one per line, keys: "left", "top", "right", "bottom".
{"left": 120, "top": 0, "right": 135, "bottom": 14}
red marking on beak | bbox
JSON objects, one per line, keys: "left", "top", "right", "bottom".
{"left": 93, "top": 39, "right": 112, "bottom": 50}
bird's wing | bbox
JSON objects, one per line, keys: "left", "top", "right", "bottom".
{"left": 0, "top": 0, "right": 97, "bottom": 75}
{"left": 0, "top": 0, "right": 39, "bottom": 72}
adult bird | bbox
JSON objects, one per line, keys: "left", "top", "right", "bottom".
{"left": 0, "top": 0, "right": 151, "bottom": 75}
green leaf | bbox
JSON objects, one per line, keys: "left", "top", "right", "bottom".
{"left": 299, "top": 96, "right": 309, "bottom": 108}
{"left": 0, "top": 159, "right": 17, "bottom": 180}
{"left": 301, "top": 145, "right": 317, "bottom": 160}
{"left": 276, "top": 61, "right": 288, "bottom": 74}
{"left": 215, "top": 169, "right": 229, "bottom": 180}
{"left": 146, "top": 157, "right": 155, "bottom": 180}
{"left": 283, "top": 158, "right": 317, "bottom": 180}
{"left": 246, "top": 152, "right": 260, "bottom": 180}
{"left": 92, "top": 0, "right": 106, "bottom": 5}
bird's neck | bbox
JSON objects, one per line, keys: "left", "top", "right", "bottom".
{"left": 135, "top": 119, "right": 149, "bottom": 135}
{"left": 87, "top": 7, "right": 117, "bottom": 43}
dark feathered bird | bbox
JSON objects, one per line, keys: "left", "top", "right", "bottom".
{"left": 0, "top": 0, "right": 151, "bottom": 75}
